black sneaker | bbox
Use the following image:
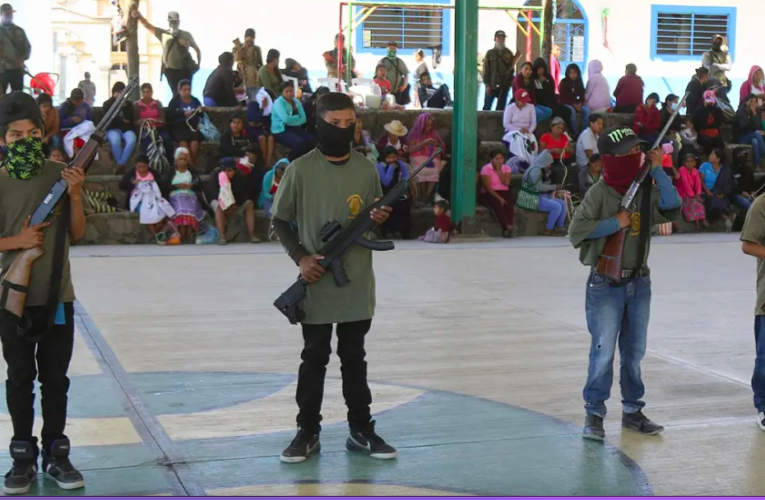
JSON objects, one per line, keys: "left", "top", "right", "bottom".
{"left": 42, "top": 439, "right": 84, "bottom": 490}
{"left": 758, "top": 412, "right": 765, "bottom": 432}
{"left": 583, "top": 414, "right": 605, "bottom": 441}
{"left": 280, "top": 428, "right": 320, "bottom": 464}
{"left": 4, "top": 441, "right": 38, "bottom": 495}
{"left": 622, "top": 411, "right": 664, "bottom": 436}
{"left": 346, "top": 421, "right": 397, "bottom": 460}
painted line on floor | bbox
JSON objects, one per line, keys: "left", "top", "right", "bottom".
{"left": 75, "top": 303, "right": 207, "bottom": 496}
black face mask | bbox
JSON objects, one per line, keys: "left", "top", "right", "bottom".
{"left": 317, "top": 118, "right": 355, "bottom": 158}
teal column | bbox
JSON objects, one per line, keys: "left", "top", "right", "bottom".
{"left": 451, "top": 0, "right": 478, "bottom": 234}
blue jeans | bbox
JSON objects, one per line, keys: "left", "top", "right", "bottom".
{"left": 106, "top": 129, "right": 137, "bottom": 166}
{"left": 537, "top": 194, "right": 566, "bottom": 230}
{"left": 563, "top": 105, "right": 591, "bottom": 136}
{"left": 535, "top": 105, "right": 553, "bottom": 124}
{"left": 274, "top": 127, "right": 316, "bottom": 150}
{"left": 739, "top": 131, "right": 765, "bottom": 167}
{"left": 584, "top": 272, "right": 651, "bottom": 417}
{"left": 732, "top": 194, "right": 753, "bottom": 211}
{"left": 753, "top": 316, "right": 765, "bottom": 412}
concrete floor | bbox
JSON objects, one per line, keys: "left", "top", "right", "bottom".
{"left": 0, "top": 233, "right": 761, "bottom": 495}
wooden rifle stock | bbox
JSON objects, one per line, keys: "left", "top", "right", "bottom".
{"left": 1, "top": 246, "right": 44, "bottom": 318}
{"left": 595, "top": 225, "right": 628, "bottom": 281}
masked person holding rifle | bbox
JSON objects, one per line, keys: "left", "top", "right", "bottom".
{"left": 568, "top": 125, "right": 681, "bottom": 442}
{"left": 271, "top": 92, "right": 396, "bottom": 464}
{"left": 0, "top": 92, "right": 87, "bottom": 494}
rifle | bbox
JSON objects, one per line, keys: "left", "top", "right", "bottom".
{"left": 274, "top": 148, "right": 442, "bottom": 325}
{"left": 0, "top": 75, "right": 139, "bottom": 319}
{"left": 595, "top": 91, "right": 689, "bottom": 281}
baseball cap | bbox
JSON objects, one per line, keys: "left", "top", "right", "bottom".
{"left": 494, "top": 30, "right": 507, "bottom": 38}
{"left": 514, "top": 88, "right": 531, "bottom": 104}
{"left": 220, "top": 157, "right": 237, "bottom": 169}
{"left": 0, "top": 91, "right": 42, "bottom": 128}
{"left": 0, "top": 4, "right": 14, "bottom": 13}
{"left": 713, "top": 34, "right": 724, "bottom": 41}
{"left": 597, "top": 125, "right": 645, "bottom": 156}
{"left": 168, "top": 11, "right": 180, "bottom": 21}
{"left": 703, "top": 89, "right": 717, "bottom": 104}
{"left": 387, "top": 41, "right": 398, "bottom": 47}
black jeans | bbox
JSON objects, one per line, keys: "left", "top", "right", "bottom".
{"left": 393, "top": 84, "right": 412, "bottom": 106}
{"left": 0, "top": 303, "right": 75, "bottom": 454}
{"left": 1, "top": 68, "right": 24, "bottom": 94}
{"left": 164, "top": 68, "right": 193, "bottom": 96}
{"left": 483, "top": 86, "right": 511, "bottom": 111}
{"left": 296, "top": 319, "right": 373, "bottom": 433}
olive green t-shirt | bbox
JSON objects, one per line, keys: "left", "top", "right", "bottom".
{"left": 155, "top": 28, "right": 198, "bottom": 71}
{"left": 271, "top": 149, "right": 383, "bottom": 325}
{"left": 740, "top": 194, "right": 765, "bottom": 315}
{"left": 568, "top": 179, "right": 680, "bottom": 270}
{"left": 0, "top": 161, "right": 75, "bottom": 306}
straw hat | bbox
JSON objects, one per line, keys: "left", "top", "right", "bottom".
{"left": 384, "top": 120, "right": 409, "bottom": 137}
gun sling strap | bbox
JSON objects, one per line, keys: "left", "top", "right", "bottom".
{"left": 633, "top": 177, "right": 652, "bottom": 279}
{"left": 1, "top": 198, "right": 71, "bottom": 342}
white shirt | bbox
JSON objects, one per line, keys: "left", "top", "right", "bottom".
{"left": 576, "top": 127, "right": 599, "bottom": 170}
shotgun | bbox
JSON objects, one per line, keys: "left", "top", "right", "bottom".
{"left": 0, "top": 75, "right": 138, "bottom": 318}
{"left": 595, "top": 92, "right": 688, "bottom": 281}
{"left": 274, "top": 148, "right": 442, "bottom": 325}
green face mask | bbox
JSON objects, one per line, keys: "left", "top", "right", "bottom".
{"left": 4, "top": 136, "right": 45, "bottom": 180}
{"left": 387, "top": 48, "right": 397, "bottom": 59}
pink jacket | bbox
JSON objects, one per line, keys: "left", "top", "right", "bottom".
{"left": 677, "top": 167, "right": 702, "bottom": 199}
{"left": 740, "top": 65, "right": 765, "bottom": 103}
{"left": 585, "top": 60, "right": 611, "bottom": 110}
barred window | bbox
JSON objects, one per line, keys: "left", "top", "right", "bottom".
{"left": 651, "top": 7, "right": 736, "bottom": 60}
{"left": 361, "top": 6, "right": 445, "bottom": 51}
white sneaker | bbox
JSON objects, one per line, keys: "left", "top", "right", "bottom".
{"left": 757, "top": 412, "right": 765, "bottom": 432}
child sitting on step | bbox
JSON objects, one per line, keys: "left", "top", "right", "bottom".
{"left": 420, "top": 199, "right": 454, "bottom": 243}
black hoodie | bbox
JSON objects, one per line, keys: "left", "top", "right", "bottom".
{"left": 532, "top": 58, "right": 557, "bottom": 109}
{"left": 734, "top": 101, "right": 762, "bottom": 140}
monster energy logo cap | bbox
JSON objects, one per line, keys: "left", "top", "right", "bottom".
{"left": 597, "top": 125, "right": 646, "bottom": 156}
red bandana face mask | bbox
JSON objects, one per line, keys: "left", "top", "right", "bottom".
{"left": 602, "top": 152, "right": 642, "bottom": 195}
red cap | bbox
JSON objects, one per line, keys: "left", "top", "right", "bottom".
{"left": 514, "top": 88, "right": 531, "bottom": 104}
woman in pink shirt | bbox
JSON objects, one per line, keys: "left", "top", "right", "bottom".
{"left": 480, "top": 149, "right": 515, "bottom": 238}
{"left": 502, "top": 88, "right": 538, "bottom": 164}
{"left": 677, "top": 152, "right": 709, "bottom": 231}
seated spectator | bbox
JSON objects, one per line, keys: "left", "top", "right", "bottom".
{"left": 283, "top": 58, "right": 312, "bottom": 96}
{"left": 512, "top": 62, "right": 552, "bottom": 123}
{"left": 685, "top": 66, "right": 711, "bottom": 116}
{"left": 272, "top": 82, "right": 315, "bottom": 150}
{"left": 164, "top": 147, "right": 205, "bottom": 243}
{"left": 677, "top": 152, "right": 709, "bottom": 231}
{"left": 558, "top": 63, "right": 590, "bottom": 137}
{"left": 166, "top": 79, "right": 204, "bottom": 166}
{"left": 680, "top": 117, "right": 699, "bottom": 155}
{"left": 633, "top": 92, "right": 661, "bottom": 143}
{"left": 135, "top": 83, "right": 174, "bottom": 165}
{"left": 735, "top": 93, "right": 765, "bottom": 170}
{"left": 540, "top": 117, "right": 573, "bottom": 165}
{"left": 693, "top": 90, "right": 724, "bottom": 155}
{"left": 48, "top": 147, "right": 68, "bottom": 163}
{"left": 740, "top": 65, "right": 765, "bottom": 108}
{"left": 699, "top": 148, "right": 734, "bottom": 231}
{"left": 533, "top": 57, "right": 572, "bottom": 130}
{"left": 37, "top": 93, "right": 61, "bottom": 151}
{"left": 58, "top": 88, "right": 94, "bottom": 158}
{"left": 661, "top": 93, "right": 683, "bottom": 166}
{"left": 301, "top": 86, "right": 329, "bottom": 136}
{"left": 120, "top": 154, "right": 179, "bottom": 243}
{"left": 246, "top": 91, "right": 276, "bottom": 167}
{"left": 502, "top": 89, "right": 538, "bottom": 164}
{"left": 102, "top": 81, "right": 137, "bottom": 171}
{"left": 731, "top": 147, "right": 759, "bottom": 212}
{"left": 578, "top": 153, "right": 602, "bottom": 199}
{"left": 479, "top": 148, "right": 515, "bottom": 238}
{"left": 374, "top": 64, "right": 391, "bottom": 96}
{"left": 376, "top": 146, "right": 412, "bottom": 239}
{"left": 258, "top": 49, "right": 283, "bottom": 97}
{"left": 576, "top": 113, "right": 604, "bottom": 170}
{"left": 523, "top": 150, "right": 566, "bottom": 236}
{"left": 203, "top": 52, "right": 240, "bottom": 107}
{"left": 204, "top": 157, "right": 260, "bottom": 244}
{"left": 219, "top": 114, "right": 250, "bottom": 159}
{"left": 613, "top": 63, "right": 644, "bottom": 113}
{"left": 353, "top": 118, "right": 377, "bottom": 162}
{"left": 420, "top": 199, "right": 454, "bottom": 243}
{"left": 236, "top": 143, "right": 267, "bottom": 205}
{"left": 377, "top": 120, "right": 409, "bottom": 161}
{"left": 418, "top": 72, "right": 452, "bottom": 109}
{"left": 408, "top": 113, "right": 446, "bottom": 204}
{"left": 259, "top": 158, "right": 288, "bottom": 216}
{"left": 585, "top": 60, "right": 610, "bottom": 114}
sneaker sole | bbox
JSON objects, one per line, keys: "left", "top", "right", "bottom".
{"left": 279, "top": 443, "right": 320, "bottom": 464}
{"left": 582, "top": 432, "right": 605, "bottom": 442}
{"left": 43, "top": 472, "right": 85, "bottom": 490}
{"left": 345, "top": 438, "right": 398, "bottom": 460}
{"left": 4, "top": 472, "right": 37, "bottom": 495}
{"left": 757, "top": 418, "right": 765, "bottom": 432}
{"left": 622, "top": 423, "right": 664, "bottom": 436}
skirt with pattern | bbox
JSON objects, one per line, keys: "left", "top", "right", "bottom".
{"left": 682, "top": 197, "right": 706, "bottom": 222}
